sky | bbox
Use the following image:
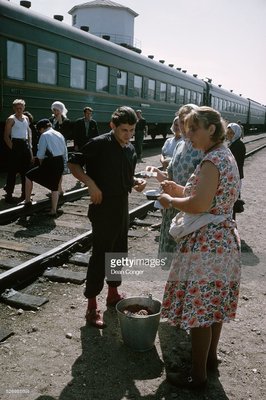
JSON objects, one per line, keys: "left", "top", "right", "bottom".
{"left": 10, "top": 0, "right": 266, "bottom": 105}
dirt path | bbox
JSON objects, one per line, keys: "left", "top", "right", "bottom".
{"left": 0, "top": 149, "right": 265, "bottom": 400}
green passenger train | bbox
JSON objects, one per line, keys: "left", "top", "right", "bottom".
{"left": 0, "top": 1, "right": 265, "bottom": 168}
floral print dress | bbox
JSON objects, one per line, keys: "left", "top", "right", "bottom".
{"left": 161, "top": 147, "right": 241, "bottom": 329}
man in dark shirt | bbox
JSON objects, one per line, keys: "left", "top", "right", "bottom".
{"left": 68, "top": 106, "right": 146, "bottom": 328}
{"left": 74, "top": 106, "right": 99, "bottom": 151}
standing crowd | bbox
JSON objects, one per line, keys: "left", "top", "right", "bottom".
{"left": 2, "top": 100, "right": 102, "bottom": 214}
{"left": 2, "top": 98, "right": 247, "bottom": 391}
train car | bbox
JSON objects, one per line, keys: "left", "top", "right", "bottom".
{"left": 247, "top": 99, "right": 266, "bottom": 132}
{"left": 205, "top": 82, "right": 249, "bottom": 124}
{"left": 205, "top": 82, "right": 266, "bottom": 133}
{"left": 0, "top": 0, "right": 206, "bottom": 138}
{"left": 0, "top": 1, "right": 265, "bottom": 170}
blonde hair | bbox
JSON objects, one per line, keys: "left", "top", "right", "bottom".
{"left": 176, "top": 103, "right": 199, "bottom": 121}
{"left": 185, "top": 106, "right": 226, "bottom": 143}
{"left": 170, "top": 116, "right": 180, "bottom": 133}
{"left": 13, "top": 99, "right": 25, "bottom": 106}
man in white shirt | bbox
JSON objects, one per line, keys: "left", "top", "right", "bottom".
{"left": 4, "top": 99, "right": 33, "bottom": 203}
{"left": 22, "top": 119, "right": 67, "bottom": 216}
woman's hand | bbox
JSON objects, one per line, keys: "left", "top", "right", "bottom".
{"left": 158, "top": 193, "right": 173, "bottom": 209}
{"left": 161, "top": 180, "right": 184, "bottom": 197}
{"left": 145, "top": 166, "right": 167, "bottom": 182}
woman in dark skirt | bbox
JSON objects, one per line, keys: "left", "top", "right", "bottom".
{"left": 226, "top": 123, "right": 246, "bottom": 219}
{"left": 23, "top": 119, "right": 68, "bottom": 216}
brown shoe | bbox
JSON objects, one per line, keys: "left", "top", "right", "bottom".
{"left": 85, "top": 309, "right": 106, "bottom": 329}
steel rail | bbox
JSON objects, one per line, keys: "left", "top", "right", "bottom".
{"left": 245, "top": 144, "right": 266, "bottom": 158}
{"left": 0, "top": 188, "right": 88, "bottom": 225}
{"left": 0, "top": 200, "right": 154, "bottom": 293}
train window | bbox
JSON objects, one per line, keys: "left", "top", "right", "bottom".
{"left": 70, "top": 58, "right": 86, "bottom": 89}
{"left": 134, "top": 75, "right": 143, "bottom": 97}
{"left": 160, "top": 82, "right": 167, "bottom": 101}
{"left": 223, "top": 100, "right": 226, "bottom": 111}
{"left": 96, "top": 65, "right": 109, "bottom": 92}
{"left": 219, "top": 98, "right": 223, "bottom": 111}
{"left": 179, "top": 88, "right": 185, "bottom": 103}
{"left": 7, "top": 41, "right": 24, "bottom": 80}
{"left": 117, "top": 71, "right": 128, "bottom": 95}
{"left": 197, "top": 93, "right": 202, "bottom": 105}
{"left": 148, "top": 79, "right": 155, "bottom": 100}
{"left": 170, "top": 85, "right": 177, "bottom": 103}
{"left": 186, "top": 90, "right": 191, "bottom": 103}
{"left": 191, "top": 91, "right": 197, "bottom": 104}
{"left": 213, "top": 97, "right": 219, "bottom": 110}
{"left": 38, "top": 49, "right": 57, "bottom": 85}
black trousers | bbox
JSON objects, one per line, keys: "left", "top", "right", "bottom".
{"left": 5, "top": 140, "right": 32, "bottom": 196}
{"left": 134, "top": 131, "right": 145, "bottom": 159}
{"left": 84, "top": 194, "right": 129, "bottom": 298}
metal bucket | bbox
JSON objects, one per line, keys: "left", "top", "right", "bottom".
{"left": 116, "top": 295, "right": 161, "bottom": 352}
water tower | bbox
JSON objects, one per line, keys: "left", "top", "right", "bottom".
{"left": 68, "top": 0, "right": 139, "bottom": 49}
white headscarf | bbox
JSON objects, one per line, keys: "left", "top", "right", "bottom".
{"left": 227, "top": 123, "right": 242, "bottom": 144}
{"left": 51, "top": 101, "right": 68, "bottom": 117}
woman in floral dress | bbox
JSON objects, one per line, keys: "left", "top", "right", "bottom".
{"left": 159, "top": 107, "right": 241, "bottom": 389}
{"left": 158, "top": 134, "right": 203, "bottom": 258}
{"left": 146, "top": 104, "right": 203, "bottom": 268}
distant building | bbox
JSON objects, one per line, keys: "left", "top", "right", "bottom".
{"left": 68, "top": 0, "right": 140, "bottom": 49}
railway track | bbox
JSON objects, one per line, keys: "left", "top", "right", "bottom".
{"left": 243, "top": 134, "right": 266, "bottom": 156}
{"left": 0, "top": 135, "right": 266, "bottom": 309}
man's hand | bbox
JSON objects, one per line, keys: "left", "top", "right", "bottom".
{"left": 133, "top": 178, "right": 146, "bottom": 192}
{"left": 88, "top": 181, "right": 103, "bottom": 204}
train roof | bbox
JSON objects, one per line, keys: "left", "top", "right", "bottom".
{"left": 247, "top": 98, "right": 266, "bottom": 107}
{"left": 207, "top": 83, "right": 249, "bottom": 104}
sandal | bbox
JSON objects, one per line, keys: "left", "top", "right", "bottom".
{"left": 167, "top": 372, "right": 207, "bottom": 390}
{"left": 18, "top": 200, "right": 32, "bottom": 207}
{"left": 85, "top": 309, "right": 106, "bottom": 329}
